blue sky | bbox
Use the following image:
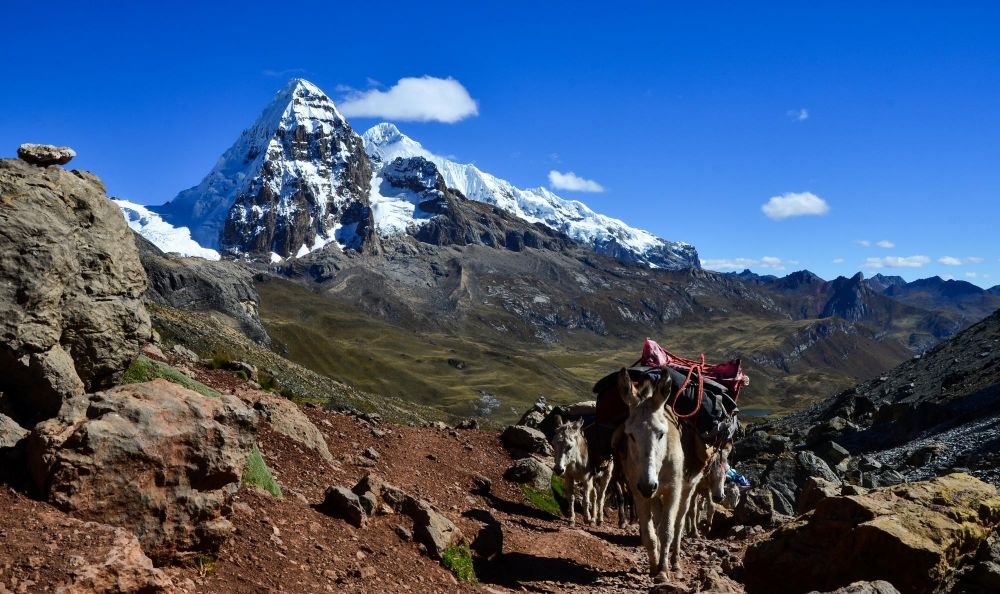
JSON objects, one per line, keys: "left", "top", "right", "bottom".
{"left": 3, "top": 1, "right": 999, "bottom": 287}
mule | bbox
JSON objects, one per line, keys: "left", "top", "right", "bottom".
{"left": 684, "top": 444, "right": 731, "bottom": 536}
{"left": 550, "top": 417, "right": 614, "bottom": 526}
{"left": 618, "top": 368, "right": 686, "bottom": 579}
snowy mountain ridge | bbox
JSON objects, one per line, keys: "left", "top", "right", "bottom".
{"left": 362, "top": 122, "right": 699, "bottom": 269}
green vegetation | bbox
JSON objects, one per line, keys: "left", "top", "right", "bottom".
{"left": 195, "top": 555, "right": 217, "bottom": 577}
{"left": 121, "top": 355, "right": 221, "bottom": 398}
{"left": 242, "top": 445, "right": 282, "bottom": 498}
{"left": 441, "top": 544, "right": 477, "bottom": 583}
{"left": 521, "top": 475, "right": 569, "bottom": 518}
{"left": 256, "top": 277, "right": 902, "bottom": 423}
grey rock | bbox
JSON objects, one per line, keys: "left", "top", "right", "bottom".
{"left": 170, "top": 344, "right": 200, "bottom": 363}
{"left": 17, "top": 143, "right": 76, "bottom": 166}
{"left": 806, "top": 581, "right": 900, "bottom": 594}
{"left": 501, "top": 425, "right": 552, "bottom": 456}
{"left": 0, "top": 159, "right": 150, "bottom": 425}
{"left": 759, "top": 451, "right": 840, "bottom": 515}
{"left": 321, "top": 486, "right": 367, "bottom": 528}
{"left": 242, "top": 391, "right": 333, "bottom": 463}
{"left": 503, "top": 457, "right": 553, "bottom": 491}
{"left": 734, "top": 487, "right": 776, "bottom": 527}
{"left": 814, "top": 440, "right": 851, "bottom": 466}
{"left": 797, "top": 476, "right": 841, "bottom": 515}
{"left": 27, "top": 380, "right": 257, "bottom": 562}
{"left": 358, "top": 491, "right": 378, "bottom": 516}
{"left": 0, "top": 413, "right": 28, "bottom": 473}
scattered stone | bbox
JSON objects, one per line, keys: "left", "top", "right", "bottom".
{"left": 734, "top": 488, "right": 776, "bottom": 527}
{"left": 321, "top": 486, "right": 367, "bottom": 528}
{"left": 16, "top": 143, "right": 76, "bottom": 166}
{"left": 815, "top": 440, "right": 851, "bottom": 466}
{"left": 170, "top": 344, "right": 200, "bottom": 363}
{"left": 797, "top": 476, "right": 841, "bottom": 515}
{"left": 745, "top": 473, "right": 1000, "bottom": 594}
{"left": 503, "top": 457, "right": 553, "bottom": 491}
{"left": 358, "top": 492, "right": 378, "bottom": 516}
{"left": 454, "top": 418, "right": 479, "bottom": 430}
{"left": 27, "top": 380, "right": 256, "bottom": 562}
{"left": 806, "top": 581, "right": 901, "bottom": 594}
{"left": 393, "top": 524, "right": 412, "bottom": 541}
{"left": 240, "top": 390, "right": 334, "bottom": 463}
{"left": 59, "top": 528, "right": 174, "bottom": 594}
{"left": 501, "top": 424, "right": 552, "bottom": 456}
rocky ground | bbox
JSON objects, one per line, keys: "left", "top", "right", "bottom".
{"left": 0, "top": 346, "right": 755, "bottom": 594}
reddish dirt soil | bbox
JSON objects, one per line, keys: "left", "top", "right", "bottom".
{"left": 0, "top": 358, "right": 756, "bottom": 593}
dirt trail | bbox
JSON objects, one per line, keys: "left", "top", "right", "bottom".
{"left": 0, "top": 362, "right": 753, "bottom": 594}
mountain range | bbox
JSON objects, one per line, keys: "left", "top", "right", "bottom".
{"left": 117, "top": 78, "right": 698, "bottom": 270}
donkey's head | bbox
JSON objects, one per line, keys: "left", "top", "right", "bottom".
{"left": 619, "top": 368, "right": 675, "bottom": 498}
{"left": 705, "top": 442, "right": 732, "bottom": 503}
{"left": 551, "top": 416, "right": 586, "bottom": 476}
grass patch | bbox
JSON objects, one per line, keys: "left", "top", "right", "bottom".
{"left": 242, "top": 444, "right": 282, "bottom": 498}
{"left": 521, "top": 475, "right": 569, "bottom": 518}
{"left": 121, "top": 355, "right": 221, "bottom": 398}
{"left": 441, "top": 544, "right": 477, "bottom": 583}
{"left": 195, "top": 555, "right": 216, "bottom": 577}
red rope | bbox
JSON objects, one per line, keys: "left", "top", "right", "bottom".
{"left": 671, "top": 353, "right": 705, "bottom": 419}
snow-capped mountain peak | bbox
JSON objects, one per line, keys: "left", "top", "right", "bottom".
{"left": 361, "top": 124, "right": 699, "bottom": 269}
{"left": 153, "top": 78, "right": 374, "bottom": 259}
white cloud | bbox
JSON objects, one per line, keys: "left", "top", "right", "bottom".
{"left": 863, "top": 255, "right": 930, "bottom": 269}
{"left": 856, "top": 240, "right": 872, "bottom": 247}
{"left": 702, "top": 256, "right": 793, "bottom": 272}
{"left": 338, "top": 76, "right": 479, "bottom": 123}
{"left": 548, "top": 170, "right": 605, "bottom": 193}
{"left": 761, "top": 192, "right": 829, "bottom": 220}
{"left": 876, "top": 240, "right": 895, "bottom": 249}
{"left": 965, "top": 272, "right": 978, "bottom": 278}
{"left": 832, "top": 258, "right": 845, "bottom": 264}
{"left": 787, "top": 108, "right": 809, "bottom": 122}
{"left": 966, "top": 256, "right": 984, "bottom": 264}
{"left": 938, "top": 256, "right": 963, "bottom": 266}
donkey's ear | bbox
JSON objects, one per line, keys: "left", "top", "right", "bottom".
{"left": 651, "top": 373, "right": 672, "bottom": 410}
{"left": 553, "top": 414, "right": 564, "bottom": 427}
{"left": 572, "top": 418, "right": 585, "bottom": 430}
{"left": 618, "top": 368, "right": 640, "bottom": 409}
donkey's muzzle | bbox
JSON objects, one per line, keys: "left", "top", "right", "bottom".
{"left": 637, "top": 480, "right": 658, "bottom": 498}
{"left": 553, "top": 465, "right": 565, "bottom": 476}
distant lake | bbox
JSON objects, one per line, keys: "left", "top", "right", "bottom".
{"left": 740, "top": 408, "right": 772, "bottom": 417}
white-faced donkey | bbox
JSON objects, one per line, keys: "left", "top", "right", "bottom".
{"left": 549, "top": 416, "right": 614, "bottom": 526}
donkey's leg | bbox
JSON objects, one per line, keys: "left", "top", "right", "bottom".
{"left": 595, "top": 466, "right": 612, "bottom": 526}
{"left": 635, "top": 496, "right": 660, "bottom": 576}
{"left": 567, "top": 477, "right": 577, "bottom": 526}
{"left": 703, "top": 495, "right": 715, "bottom": 536}
{"left": 583, "top": 477, "right": 595, "bottom": 524}
{"left": 649, "top": 495, "right": 670, "bottom": 579}
{"left": 670, "top": 481, "right": 698, "bottom": 572}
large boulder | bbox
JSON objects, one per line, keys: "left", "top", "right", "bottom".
{"left": 501, "top": 424, "right": 552, "bottom": 456}
{"left": 758, "top": 451, "right": 841, "bottom": 515}
{"left": 238, "top": 389, "right": 333, "bottom": 463}
{"left": 503, "top": 457, "right": 553, "bottom": 491}
{"left": 0, "top": 158, "right": 150, "bottom": 425}
{"left": 27, "top": 380, "right": 257, "bottom": 562}
{"left": 744, "top": 473, "right": 1000, "bottom": 594}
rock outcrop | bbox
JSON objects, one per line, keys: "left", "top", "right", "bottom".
{"left": 238, "top": 389, "right": 333, "bottom": 463}
{"left": 27, "top": 380, "right": 257, "bottom": 562}
{"left": 0, "top": 158, "right": 150, "bottom": 425}
{"left": 744, "top": 473, "right": 1000, "bottom": 594}
{"left": 17, "top": 143, "right": 76, "bottom": 166}
{"left": 134, "top": 231, "right": 270, "bottom": 344}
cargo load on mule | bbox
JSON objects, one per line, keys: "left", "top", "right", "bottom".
{"left": 589, "top": 338, "right": 747, "bottom": 463}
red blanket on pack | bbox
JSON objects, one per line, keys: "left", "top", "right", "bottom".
{"left": 637, "top": 338, "right": 748, "bottom": 400}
